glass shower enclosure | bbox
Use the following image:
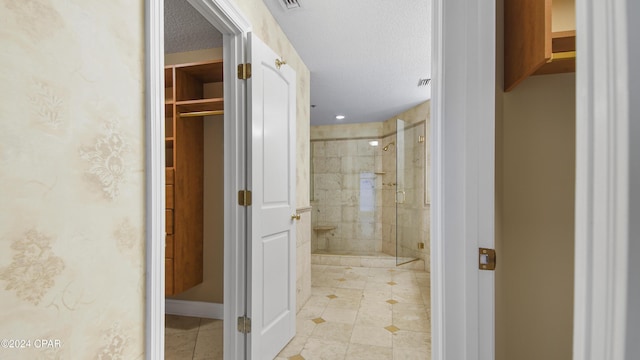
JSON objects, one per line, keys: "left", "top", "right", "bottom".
{"left": 395, "top": 119, "right": 427, "bottom": 265}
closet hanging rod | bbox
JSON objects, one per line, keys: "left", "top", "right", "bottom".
{"left": 179, "top": 110, "right": 224, "bottom": 118}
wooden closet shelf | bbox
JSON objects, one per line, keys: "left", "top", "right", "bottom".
{"left": 164, "top": 59, "right": 221, "bottom": 295}
{"left": 176, "top": 98, "right": 224, "bottom": 114}
{"left": 551, "top": 31, "right": 576, "bottom": 52}
{"left": 175, "top": 60, "right": 224, "bottom": 83}
{"left": 533, "top": 31, "right": 576, "bottom": 76}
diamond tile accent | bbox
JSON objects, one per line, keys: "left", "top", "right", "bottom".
{"left": 338, "top": 278, "right": 347, "bottom": 282}
{"left": 384, "top": 325, "right": 400, "bottom": 333}
{"left": 312, "top": 317, "right": 326, "bottom": 324}
{"left": 167, "top": 264, "right": 432, "bottom": 359}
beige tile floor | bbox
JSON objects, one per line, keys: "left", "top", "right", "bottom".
{"left": 276, "top": 264, "right": 431, "bottom": 360}
{"left": 164, "top": 264, "right": 431, "bottom": 360}
{"left": 165, "top": 315, "right": 223, "bottom": 360}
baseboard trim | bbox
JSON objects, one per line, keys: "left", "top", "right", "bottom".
{"left": 165, "top": 299, "right": 224, "bottom": 319}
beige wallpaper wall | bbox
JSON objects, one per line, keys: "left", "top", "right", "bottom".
{"left": 0, "top": 0, "right": 146, "bottom": 358}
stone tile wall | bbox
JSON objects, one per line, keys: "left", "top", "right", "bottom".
{"left": 311, "top": 139, "right": 383, "bottom": 254}
{"left": 310, "top": 101, "right": 431, "bottom": 271}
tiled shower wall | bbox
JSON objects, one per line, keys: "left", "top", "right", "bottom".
{"left": 311, "top": 138, "right": 383, "bottom": 254}
{"left": 310, "top": 101, "right": 431, "bottom": 268}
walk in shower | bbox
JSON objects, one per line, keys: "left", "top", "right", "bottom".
{"left": 310, "top": 102, "right": 430, "bottom": 269}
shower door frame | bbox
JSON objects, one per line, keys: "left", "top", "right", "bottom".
{"left": 394, "top": 118, "right": 421, "bottom": 266}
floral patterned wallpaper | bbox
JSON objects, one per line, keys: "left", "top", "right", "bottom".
{"left": 0, "top": 0, "right": 145, "bottom": 358}
{"left": 0, "top": 0, "right": 311, "bottom": 358}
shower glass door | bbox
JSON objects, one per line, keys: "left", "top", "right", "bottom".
{"left": 395, "top": 119, "right": 418, "bottom": 265}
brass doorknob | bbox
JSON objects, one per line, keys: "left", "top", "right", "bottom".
{"left": 291, "top": 214, "right": 301, "bottom": 221}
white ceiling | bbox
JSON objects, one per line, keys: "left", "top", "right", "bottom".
{"left": 164, "top": 0, "right": 430, "bottom": 126}
{"left": 263, "top": 0, "right": 431, "bottom": 125}
{"left": 164, "top": 0, "right": 223, "bottom": 54}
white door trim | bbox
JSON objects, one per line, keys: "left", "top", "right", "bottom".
{"left": 145, "top": 1, "right": 251, "bottom": 359}
{"left": 144, "top": 1, "right": 165, "bottom": 359}
{"left": 431, "top": 0, "right": 495, "bottom": 358}
{"left": 187, "top": 2, "right": 251, "bottom": 359}
{"left": 573, "top": 0, "right": 631, "bottom": 359}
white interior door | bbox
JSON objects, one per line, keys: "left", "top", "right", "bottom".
{"left": 247, "top": 32, "right": 297, "bottom": 360}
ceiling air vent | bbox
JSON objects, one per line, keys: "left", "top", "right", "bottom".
{"left": 279, "top": 0, "right": 302, "bottom": 10}
{"left": 418, "top": 78, "right": 431, "bottom": 87}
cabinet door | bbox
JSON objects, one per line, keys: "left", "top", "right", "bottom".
{"left": 504, "top": 0, "right": 552, "bottom": 91}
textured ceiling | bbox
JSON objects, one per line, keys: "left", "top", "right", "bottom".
{"left": 165, "top": 0, "right": 223, "bottom": 54}
{"left": 165, "top": 0, "right": 430, "bottom": 126}
{"left": 263, "top": 0, "right": 431, "bottom": 125}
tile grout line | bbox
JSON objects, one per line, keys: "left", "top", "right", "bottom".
{"left": 191, "top": 318, "right": 202, "bottom": 360}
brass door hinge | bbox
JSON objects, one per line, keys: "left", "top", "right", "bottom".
{"left": 479, "top": 248, "right": 496, "bottom": 270}
{"left": 237, "top": 63, "right": 252, "bottom": 79}
{"left": 237, "top": 316, "right": 251, "bottom": 334}
{"left": 238, "top": 190, "right": 252, "bottom": 206}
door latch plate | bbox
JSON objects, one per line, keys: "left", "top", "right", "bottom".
{"left": 479, "top": 248, "right": 496, "bottom": 270}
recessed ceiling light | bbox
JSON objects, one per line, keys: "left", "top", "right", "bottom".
{"left": 335, "top": 115, "right": 345, "bottom": 120}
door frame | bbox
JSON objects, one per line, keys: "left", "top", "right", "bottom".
{"left": 146, "top": 0, "right": 499, "bottom": 359}
{"left": 573, "top": 0, "right": 633, "bottom": 358}
{"left": 144, "top": 0, "right": 251, "bottom": 359}
{"left": 430, "top": 0, "right": 496, "bottom": 358}
{"left": 146, "top": 0, "right": 497, "bottom": 358}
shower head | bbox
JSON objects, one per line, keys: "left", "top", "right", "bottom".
{"left": 383, "top": 142, "right": 395, "bottom": 151}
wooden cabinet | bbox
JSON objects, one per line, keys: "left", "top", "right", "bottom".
{"left": 164, "top": 60, "right": 223, "bottom": 295}
{"left": 504, "top": 0, "right": 576, "bottom": 91}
